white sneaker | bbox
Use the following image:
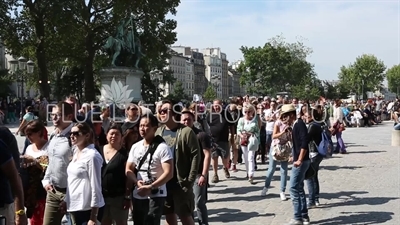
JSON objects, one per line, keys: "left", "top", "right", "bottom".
{"left": 261, "top": 187, "right": 268, "bottom": 196}
{"left": 280, "top": 192, "right": 287, "bottom": 201}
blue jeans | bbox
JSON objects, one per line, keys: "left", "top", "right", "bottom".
{"left": 264, "top": 149, "right": 288, "bottom": 192}
{"left": 289, "top": 159, "right": 311, "bottom": 221}
{"left": 306, "top": 155, "right": 323, "bottom": 204}
{"left": 394, "top": 123, "right": 400, "bottom": 130}
{"left": 193, "top": 175, "right": 208, "bottom": 225}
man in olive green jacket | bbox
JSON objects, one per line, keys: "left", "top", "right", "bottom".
{"left": 156, "top": 100, "right": 200, "bottom": 225}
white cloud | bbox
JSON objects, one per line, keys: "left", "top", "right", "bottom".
{"left": 173, "top": 0, "right": 400, "bottom": 80}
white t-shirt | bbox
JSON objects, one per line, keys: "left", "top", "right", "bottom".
{"left": 25, "top": 143, "right": 48, "bottom": 158}
{"left": 264, "top": 109, "right": 275, "bottom": 132}
{"left": 127, "top": 139, "right": 173, "bottom": 199}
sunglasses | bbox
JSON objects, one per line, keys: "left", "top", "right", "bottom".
{"left": 129, "top": 108, "right": 138, "bottom": 111}
{"left": 244, "top": 111, "right": 252, "bottom": 114}
{"left": 70, "top": 131, "right": 82, "bottom": 137}
{"left": 158, "top": 108, "right": 170, "bottom": 115}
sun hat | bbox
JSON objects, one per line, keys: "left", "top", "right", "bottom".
{"left": 280, "top": 104, "right": 296, "bottom": 115}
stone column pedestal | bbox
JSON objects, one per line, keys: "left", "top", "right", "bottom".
{"left": 99, "top": 67, "right": 144, "bottom": 102}
{"left": 391, "top": 130, "right": 400, "bottom": 147}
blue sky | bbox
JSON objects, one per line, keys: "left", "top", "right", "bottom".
{"left": 172, "top": 0, "right": 400, "bottom": 81}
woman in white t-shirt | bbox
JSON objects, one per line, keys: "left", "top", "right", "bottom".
{"left": 126, "top": 114, "right": 173, "bottom": 225}
{"left": 20, "top": 120, "right": 49, "bottom": 225}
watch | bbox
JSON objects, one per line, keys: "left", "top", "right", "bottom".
{"left": 16, "top": 209, "right": 25, "bottom": 216}
{"left": 124, "top": 195, "right": 131, "bottom": 200}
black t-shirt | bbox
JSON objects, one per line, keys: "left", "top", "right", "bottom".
{"left": 207, "top": 109, "right": 234, "bottom": 142}
{"left": 227, "top": 107, "right": 241, "bottom": 134}
{"left": 0, "top": 127, "right": 20, "bottom": 206}
{"left": 100, "top": 147, "right": 128, "bottom": 197}
{"left": 192, "top": 127, "right": 212, "bottom": 175}
{"left": 307, "top": 122, "right": 323, "bottom": 147}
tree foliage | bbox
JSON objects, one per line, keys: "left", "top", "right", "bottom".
{"left": 290, "top": 76, "right": 321, "bottom": 100}
{"left": 166, "top": 81, "right": 188, "bottom": 102}
{"left": 203, "top": 84, "right": 217, "bottom": 101}
{"left": 320, "top": 81, "right": 348, "bottom": 100}
{"left": 238, "top": 35, "right": 317, "bottom": 96}
{"left": 386, "top": 64, "right": 400, "bottom": 94}
{"left": 1, "top": 0, "right": 180, "bottom": 101}
{"left": 337, "top": 54, "right": 386, "bottom": 98}
{"left": 0, "top": 69, "right": 13, "bottom": 97}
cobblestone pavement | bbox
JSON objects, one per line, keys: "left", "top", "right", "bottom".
{"left": 7, "top": 121, "right": 400, "bottom": 224}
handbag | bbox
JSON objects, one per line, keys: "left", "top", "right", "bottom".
{"left": 271, "top": 125, "right": 292, "bottom": 161}
{"left": 240, "top": 134, "right": 249, "bottom": 146}
{"left": 272, "top": 141, "right": 292, "bottom": 161}
{"left": 247, "top": 134, "right": 259, "bottom": 151}
{"left": 240, "top": 120, "right": 249, "bottom": 146}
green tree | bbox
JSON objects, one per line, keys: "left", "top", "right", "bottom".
{"left": 321, "top": 81, "right": 348, "bottom": 100}
{"left": 1, "top": 0, "right": 180, "bottom": 101}
{"left": 338, "top": 54, "right": 386, "bottom": 99}
{"left": 167, "top": 81, "right": 188, "bottom": 102}
{"left": 290, "top": 76, "right": 321, "bottom": 100}
{"left": 386, "top": 64, "right": 400, "bottom": 95}
{"left": 203, "top": 84, "right": 217, "bottom": 101}
{"left": 0, "top": 69, "right": 13, "bottom": 97}
{"left": 238, "top": 35, "right": 316, "bottom": 95}
{"left": 0, "top": 0, "right": 71, "bottom": 99}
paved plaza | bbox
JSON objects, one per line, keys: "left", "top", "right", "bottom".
{"left": 7, "top": 121, "right": 400, "bottom": 224}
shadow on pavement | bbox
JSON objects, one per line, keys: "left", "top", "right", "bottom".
{"left": 319, "top": 191, "right": 397, "bottom": 208}
{"left": 322, "top": 196, "right": 398, "bottom": 208}
{"left": 312, "top": 211, "right": 394, "bottom": 225}
{"left": 208, "top": 208, "right": 275, "bottom": 223}
{"left": 209, "top": 193, "right": 279, "bottom": 203}
{"left": 320, "top": 166, "right": 363, "bottom": 171}
{"left": 347, "top": 150, "right": 386, "bottom": 154}
{"left": 208, "top": 185, "right": 261, "bottom": 195}
{"left": 321, "top": 191, "right": 368, "bottom": 200}
{"left": 346, "top": 144, "right": 367, "bottom": 147}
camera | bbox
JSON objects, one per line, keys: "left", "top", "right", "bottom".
{"left": 144, "top": 178, "right": 159, "bottom": 195}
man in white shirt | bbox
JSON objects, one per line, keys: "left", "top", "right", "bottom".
{"left": 126, "top": 116, "right": 174, "bottom": 225}
{"left": 42, "top": 102, "right": 75, "bottom": 225}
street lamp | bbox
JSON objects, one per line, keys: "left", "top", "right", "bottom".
{"left": 9, "top": 56, "right": 35, "bottom": 120}
{"left": 38, "top": 80, "right": 51, "bottom": 96}
{"left": 150, "top": 70, "right": 163, "bottom": 102}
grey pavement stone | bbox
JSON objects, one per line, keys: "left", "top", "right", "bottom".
{"left": 5, "top": 121, "right": 400, "bottom": 224}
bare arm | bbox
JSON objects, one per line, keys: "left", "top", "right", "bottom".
{"left": 201, "top": 148, "right": 211, "bottom": 177}
{"left": 16, "top": 119, "right": 27, "bottom": 133}
{"left": 272, "top": 123, "right": 285, "bottom": 139}
{"left": 150, "top": 159, "right": 173, "bottom": 188}
{"left": 125, "top": 161, "right": 138, "bottom": 191}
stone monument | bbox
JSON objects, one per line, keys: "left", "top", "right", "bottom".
{"left": 100, "top": 15, "right": 145, "bottom": 104}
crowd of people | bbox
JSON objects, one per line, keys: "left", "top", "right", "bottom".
{"left": 0, "top": 94, "right": 398, "bottom": 225}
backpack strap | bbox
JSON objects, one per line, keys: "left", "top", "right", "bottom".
{"left": 136, "top": 135, "right": 165, "bottom": 177}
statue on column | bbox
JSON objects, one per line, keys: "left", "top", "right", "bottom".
{"left": 103, "top": 16, "right": 145, "bottom": 68}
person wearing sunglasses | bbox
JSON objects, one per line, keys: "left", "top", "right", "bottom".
{"left": 156, "top": 100, "right": 200, "bottom": 225}
{"left": 125, "top": 104, "right": 141, "bottom": 124}
{"left": 60, "top": 123, "right": 104, "bottom": 225}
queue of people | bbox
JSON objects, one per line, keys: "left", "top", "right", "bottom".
{"left": 0, "top": 94, "right": 356, "bottom": 225}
